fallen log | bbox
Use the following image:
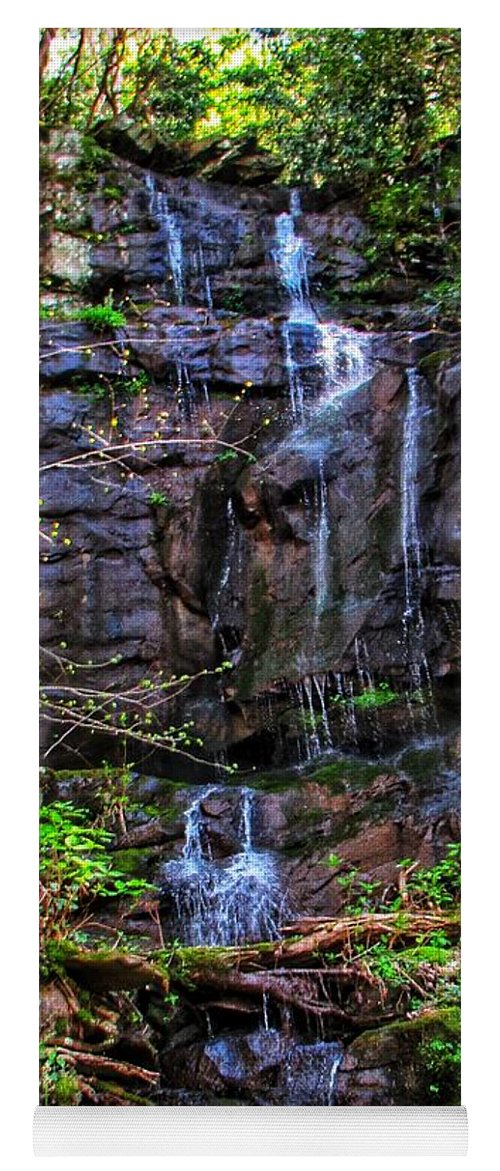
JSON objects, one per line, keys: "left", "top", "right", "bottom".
{"left": 170, "top": 911, "right": 460, "bottom": 979}
{"left": 56, "top": 911, "right": 458, "bottom": 998}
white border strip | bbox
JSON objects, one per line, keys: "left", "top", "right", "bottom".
{"left": 34, "top": 1105, "right": 468, "bottom": 1156}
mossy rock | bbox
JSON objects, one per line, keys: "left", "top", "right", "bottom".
{"left": 306, "top": 758, "right": 382, "bottom": 792}
{"left": 111, "top": 848, "right": 154, "bottom": 878}
{"left": 341, "top": 1008, "right": 460, "bottom": 1105}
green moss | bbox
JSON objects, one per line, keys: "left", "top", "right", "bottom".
{"left": 102, "top": 184, "right": 125, "bottom": 200}
{"left": 236, "top": 566, "right": 274, "bottom": 699}
{"left": 348, "top": 1007, "right": 460, "bottom": 1066}
{"left": 159, "top": 939, "right": 281, "bottom": 985}
{"left": 95, "top": 1081, "right": 151, "bottom": 1105}
{"left": 250, "top": 566, "right": 274, "bottom": 656}
{"left": 350, "top": 1008, "right": 461, "bottom": 1105}
{"left": 250, "top": 769, "right": 307, "bottom": 793}
{"left": 74, "top": 137, "right": 115, "bottom": 191}
{"left": 306, "top": 759, "right": 382, "bottom": 792}
{"left": 45, "top": 766, "right": 126, "bottom": 783}
{"left": 395, "top": 945, "right": 454, "bottom": 968}
{"left": 111, "top": 848, "right": 153, "bottom": 878}
{"left": 418, "top": 348, "right": 454, "bottom": 374}
{"left": 43, "top": 938, "right": 79, "bottom": 975}
{"left": 52, "top": 1072, "right": 81, "bottom": 1105}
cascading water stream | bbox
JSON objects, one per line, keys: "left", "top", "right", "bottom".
{"left": 400, "top": 369, "right": 434, "bottom": 698}
{"left": 272, "top": 191, "right": 371, "bottom": 419}
{"left": 146, "top": 173, "right": 185, "bottom": 305}
{"left": 272, "top": 191, "right": 311, "bottom": 311}
{"left": 317, "top": 320, "right": 370, "bottom": 401}
{"left": 272, "top": 190, "right": 315, "bottom": 423}
{"left": 162, "top": 787, "right": 285, "bottom": 946}
{"left": 195, "top": 243, "right": 213, "bottom": 310}
{"left": 210, "top": 497, "right": 238, "bottom": 651}
{"left": 401, "top": 368, "right": 424, "bottom": 626}
{"left": 313, "top": 458, "right": 330, "bottom": 625}
{"left": 281, "top": 1040, "right": 344, "bottom": 1105}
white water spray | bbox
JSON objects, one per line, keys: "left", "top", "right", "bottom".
{"left": 162, "top": 788, "right": 285, "bottom": 946}
{"left": 146, "top": 174, "right": 185, "bottom": 305}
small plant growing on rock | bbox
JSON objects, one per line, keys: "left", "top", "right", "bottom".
{"left": 220, "top": 287, "right": 245, "bottom": 313}
{"left": 350, "top": 681, "right": 398, "bottom": 709}
{"left": 214, "top": 449, "right": 239, "bottom": 464}
{"left": 77, "top": 302, "right": 127, "bottom": 331}
{"left": 39, "top": 1046, "right": 81, "bottom": 1106}
{"left": 147, "top": 490, "right": 170, "bottom": 507}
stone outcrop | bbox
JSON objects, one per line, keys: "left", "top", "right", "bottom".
{"left": 335, "top": 1009, "right": 460, "bottom": 1106}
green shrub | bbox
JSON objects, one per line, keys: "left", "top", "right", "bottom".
{"left": 40, "top": 801, "right": 153, "bottom": 943}
{"left": 396, "top": 843, "right": 461, "bottom": 909}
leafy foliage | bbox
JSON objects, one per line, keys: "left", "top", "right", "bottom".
{"left": 39, "top": 1045, "right": 81, "bottom": 1105}
{"left": 39, "top": 800, "right": 152, "bottom": 942}
{"left": 40, "top": 30, "right": 214, "bottom": 138}
{"left": 396, "top": 844, "right": 461, "bottom": 910}
{"left": 328, "top": 843, "right": 460, "bottom": 916}
{"left": 420, "top": 1035, "right": 461, "bottom": 1101}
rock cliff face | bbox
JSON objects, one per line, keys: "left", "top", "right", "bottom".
{"left": 40, "top": 132, "right": 460, "bottom": 772}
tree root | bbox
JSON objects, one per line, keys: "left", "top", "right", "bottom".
{"left": 64, "top": 950, "right": 170, "bottom": 994}
{"left": 55, "top": 1046, "right": 160, "bottom": 1088}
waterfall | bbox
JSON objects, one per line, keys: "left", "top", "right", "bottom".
{"left": 182, "top": 786, "right": 216, "bottom": 863}
{"left": 146, "top": 174, "right": 185, "bottom": 304}
{"left": 317, "top": 320, "right": 369, "bottom": 400}
{"left": 354, "top": 636, "right": 375, "bottom": 693}
{"left": 273, "top": 192, "right": 371, "bottom": 420}
{"left": 195, "top": 243, "right": 213, "bottom": 310}
{"left": 210, "top": 498, "right": 238, "bottom": 649}
{"left": 335, "top": 672, "right": 358, "bottom": 745}
{"left": 281, "top": 1040, "right": 344, "bottom": 1105}
{"left": 313, "top": 458, "right": 330, "bottom": 623}
{"left": 282, "top": 321, "right": 307, "bottom": 420}
{"left": 400, "top": 369, "right": 436, "bottom": 712}
{"left": 313, "top": 673, "right": 334, "bottom": 751}
{"left": 162, "top": 788, "right": 285, "bottom": 946}
{"left": 302, "top": 676, "right": 322, "bottom": 757}
{"left": 272, "top": 191, "right": 311, "bottom": 312}
{"left": 293, "top": 674, "right": 334, "bottom": 760}
{"left": 272, "top": 191, "right": 315, "bottom": 421}
{"left": 401, "top": 368, "right": 424, "bottom": 625}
